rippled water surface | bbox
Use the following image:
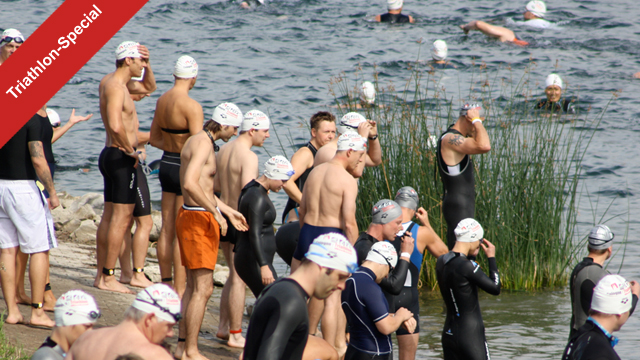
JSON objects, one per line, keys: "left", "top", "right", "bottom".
{"left": 4, "top": 0, "right": 640, "bottom": 358}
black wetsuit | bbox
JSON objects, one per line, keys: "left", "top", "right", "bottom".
{"left": 98, "top": 147, "right": 137, "bottom": 204}
{"left": 235, "top": 179, "right": 278, "bottom": 297}
{"left": 437, "top": 126, "right": 475, "bottom": 249}
{"left": 388, "top": 222, "right": 421, "bottom": 335}
{"left": 243, "top": 278, "right": 309, "bottom": 360}
{"left": 282, "top": 141, "right": 317, "bottom": 223}
{"left": 379, "top": 13, "right": 411, "bottom": 23}
{"left": 353, "top": 232, "right": 409, "bottom": 297}
{"left": 133, "top": 165, "right": 152, "bottom": 217}
{"left": 436, "top": 252, "right": 501, "bottom": 360}
{"left": 535, "top": 98, "right": 575, "bottom": 114}
{"left": 562, "top": 318, "right": 621, "bottom": 360}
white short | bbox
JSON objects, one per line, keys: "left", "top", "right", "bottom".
{"left": 0, "top": 180, "right": 57, "bottom": 253}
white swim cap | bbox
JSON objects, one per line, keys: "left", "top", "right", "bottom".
{"left": 1, "top": 28, "right": 24, "bottom": 45}
{"left": 525, "top": 0, "right": 547, "bottom": 18}
{"left": 454, "top": 218, "right": 484, "bottom": 243}
{"left": 132, "top": 283, "right": 182, "bottom": 323}
{"left": 264, "top": 155, "right": 294, "bottom": 180}
{"left": 338, "top": 112, "right": 367, "bottom": 134}
{"left": 588, "top": 225, "right": 614, "bottom": 250}
{"left": 46, "top": 108, "right": 61, "bottom": 127}
{"left": 54, "top": 290, "right": 100, "bottom": 327}
{"left": 211, "top": 103, "right": 243, "bottom": 127}
{"left": 173, "top": 55, "right": 198, "bottom": 79}
{"left": 371, "top": 199, "right": 403, "bottom": 225}
{"left": 395, "top": 186, "right": 419, "bottom": 211}
{"left": 337, "top": 133, "right": 367, "bottom": 152}
{"left": 545, "top": 74, "right": 563, "bottom": 89}
{"left": 115, "top": 41, "right": 141, "bottom": 60}
{"left": 431, "top": 40, "right": 448, "bottom": 61}
{"left": 305, "top": 233, "right": 358, "bottom": 273}
{"left": 366, "top": 241, "right": 398, "bottom": 269}
{"left": 241, "top": 109, "right": 270, "bottom": 131}
{"left": 591, "top": 274, "right": 633, "bottom": 315}
{"left": 387, "top": 0, "right": 403, "bottom": 10}
{"left": 362, "top": 82, "right": 376, "bottom": 104}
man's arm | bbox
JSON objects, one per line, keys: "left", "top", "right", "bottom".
{"left": 341, "top": 178, "right": 359, "bottom": 244}
{"left": 127, "top": 45, "right": 157, "bottom": 94}
{"left": 186, "top": 101, "right": 205, "bottom": 136}
{"left": 241, "top": 152, "right": 259, "bottom": 188}
{"left": 104, "top": 84, "right": 136, "bottom": 154}
{"left": 216, "top": 196, "right": 249, "bottom": 232}
{"left": 51, "top": 109, "right": 92, "bottom": 143}
{"left": 379, "top": 234, "right": 414, "bottom": 295}
{"left": 375, "top": 308, "right": 414, "bottom": 335}
{"left": 414, "top": 208, "right": 448, "bottom": 257}
{"left": 137, "top": 131, "right": 150, "bottom": 146}
{"left": 442, "top": 113, "right": 490, "bottom": 156}
{"left": 364, "top": 121, "right": 382, "bottom": 167}
{"left": 28, "top": 141, "right": 59, "bottom": 209}
{"left": 149, "top": 110, "right": 164, "bottom": 149}
{"left": 282, "top": 147, "right": 313, "bottom": 204}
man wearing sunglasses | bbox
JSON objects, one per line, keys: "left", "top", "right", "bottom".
{"left": 0, "top": 28, "right": 23, "bottom": 65}
{"left": 31, "top": 290, "right": 100, "bottom": 360}
{"left": 342, "top": 241, "right": 417, "bottom": 360}
{"left": 68, "top": 284, "right": 180, "bottom": 360}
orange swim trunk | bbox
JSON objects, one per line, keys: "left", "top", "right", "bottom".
{"left": 176, "top": 205, "right": 220, "bottom": 270}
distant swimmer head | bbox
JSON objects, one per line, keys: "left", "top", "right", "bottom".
{"left": 241, "top": 109, "right": 270, "bottom": 132}
{"left": 173, "top": 55, "right": 198, "bottom": 79}
{"left": 431, "top": 40, "right": 448, "bottom": 61}
{"left": 1, "top": 28, "right": 25, "bottom": 45}
{"left": 305, "top": 233, "right": 358, "bottom": 274}
{"left": 387, "top": 0, "right": 403, "bottom": 11}
{"left": 55, "top": 290, "right": 100, "bottom": 327}
{"left": 264, "top": 155, "right": 294, "bottom": 181}
{"left": 212, "top": 102, "right": 243, "bottom": 127}
{"left": 459, "top": 102, "right": 484, "bottom": 118}
{"left": 545, "top": 73, "right": 563, "bottom": 89}
{"left": 395, "top": 186, "right": 419, "bottom": 211}
{"left": 591, "top": 274, "right": 633, "bottom": 315}
{"left": 46, "top": 108, "right": 61, "bottom": 128}
{"left": 366, "top": 241, "right": 398, "bottom": 270}
{"left": 132, "top": 283, "right": 182, "bottom": 323}
{"left": 337, "top": 132, "right": 367, "bottom": 152}
{"left": 588, "top": 224, "right": 614, "bottom": 250}
{"left": 115, "top": 41, "right": 141, "bottom": 60}
{"left": 545, "top": 74, "right": 563, "bottom": 102}
{"left": 362, "top": 81, "right": 376, "bottom": 104}
{"left": 525, "top": 0, "right": 547, "bottom": 18}
{"left": 338, "top": 112, "right": 367, "bottom": 134}
{"left": 454, "top": 218, "right": 484, "bottom": 243}
{"left": 371, "top": 199, "right": 403, "bottom": 225}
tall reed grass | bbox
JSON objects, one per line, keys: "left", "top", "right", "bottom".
{"left": 329, "top": 61, "right": 607, "bottom": 291}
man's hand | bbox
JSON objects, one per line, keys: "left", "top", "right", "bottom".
{"left": 120, "top": 149, "right": 141, "bottom": 168}
{"left": 402, "top": 317, "right": 417, "bottom": 334}
{"left": 395, "top": 307, "right": 414, "bottom": 321}
{"left": 400, "top": 232, "right": 415, "bottom": 255}
{"left": 357, "top": 121, "right": 372, "bottom": 139}
{"left": 367, "top": 120, "right": 378, "bottom": 137}
{"left": 415, "top": 207, "right": 431, "bottom": 227}
{"left": 68, "top": 109, "right": 93, "bottom": 125}
{"left": 629, "top": 280, "right": 640, "bottom": 297}
{"left": 48, "top": 193, "right": 60, "bottom": 210}
{"left": 465, "top": 107, "right": 481, "bottom": 122}
{"left": 261, "top": 265, "right": 275, "bottom": 285}
{"left": 480, "top": 238, "right": 496, "bottom": 258}
{"left": 138, "top": 44, "right": 150, "bottom": 61}
{"left": 226, "top": 209, "right": 249, "bottom": 232}
{"left": 213, "top": 212, "right": 229, "bottom": 237}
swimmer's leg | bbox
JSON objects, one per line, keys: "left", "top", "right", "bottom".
{"left": 303, "top": 334, "right": 338, "bottom": 360}
{"left": 1, "top": 246, "right": 24, "bottom": 324}
{"left": 398, "top": 334, "right": 419, "bottom": 360}
{"left": 94, "top": 202, "right": 113, "bottom": 287}
{"left": 217, "top": 242, "right": 246, "bottom": 347}
{"left": 130, "top": 215, "right": 154, "bottom": 288}
{"left": 173, "top": 195, "right": 186, "bottom": 297}
{"left": 157, "top": 192, "right": 177, "bottom": 287}
{"left": 28, "top": 250, "right": 54, "bottom": 327}
{"left": 15, "top": 249, "right": 30, "bottom": 304}
{"left": 98, "top": 203, "right": 134, "bottom": 294}
{"left": 119, "top": 219, "right": 134, "bottom": 284}
{"left": 182, "top": 267, "right": 214, "bottom": 360}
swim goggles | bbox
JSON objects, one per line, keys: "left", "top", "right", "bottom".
{"left": 372, "top": 249, "right": 395, "bottom": 273}
{"left": 137, "top": 289, "right": 183, "bottom": 322}
{"left": 1, "top": 36, "right": 24, "bottom": 44}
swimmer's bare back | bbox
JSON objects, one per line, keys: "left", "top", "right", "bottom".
{"left": 150, "top": 86, "right": 204, "bottom": 153}
{"left": 216, "top": 139, "right": 259, "bottom": 211}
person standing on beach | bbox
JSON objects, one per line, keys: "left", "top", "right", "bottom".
{"left": 436, "top": 104, "right": 490, "bottom": 249}
{"left": 173, "top": 105, "right": 247, "bottom": 360}
{"left": 0, "top": 28, "right": 23, "bottom": 65}
{"left": 214, "top": 108, "right": 270, "bottom": 348}
{"left": 94, "top": 41, "right": 156, "bottom": 294}
{"left": 375, "top": 0, "right": 415, "bottom": 24}
{"left": 149, "top": 55, "right": 201, "bottom": 296}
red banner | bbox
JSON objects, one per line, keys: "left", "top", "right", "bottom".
{"left": 0, "top": 0, "right": 148, "bottom": 148}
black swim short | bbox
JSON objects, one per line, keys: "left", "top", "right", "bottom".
{"left": 159, "top": 151, "right": 182, "bottom": 196}
{"left": 98, "top": 147, "right": 137, "bottom": 204}
{"left": 220, "top": 213, "right": 238, "bottom": 244}
{"left": 134, "top": 166, "right": 152, "bottom": 217}
{"left": 293, "top": 224, "right": 343, "bottom": 261}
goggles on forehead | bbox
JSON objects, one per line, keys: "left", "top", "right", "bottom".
{"left": 137, "top": 289, "right": 183, "bottom": 322}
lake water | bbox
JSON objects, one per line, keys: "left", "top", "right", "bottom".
{"left": 3, "top": 0, "right": 640, "bottom": 358}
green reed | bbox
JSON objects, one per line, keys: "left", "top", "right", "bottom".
{"left": 329, "top": 60, "right": 607, "bottom": 291}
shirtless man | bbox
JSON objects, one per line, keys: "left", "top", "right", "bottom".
{"left": 149, "top": 55, "right": 201, "bottom": 296}
{"left": 94, "top": 41, "right": 156, "bottom": 294}
{"left": 0, "top": 28, "right": 23, "bottom": 65}
{"left": 67, "top": 284, "right": 180, "bottom": 360}
{"left": 460, "top": 20, "right": 529, "bottom": 46}
{"left": 214, "top": 109, "right": 270, "bottom": 348}
{"left": 175, "top": 103, "right": 248, "bottom": 360}
{"left": 295, "top": 133, "right": 367, "bottom": 354}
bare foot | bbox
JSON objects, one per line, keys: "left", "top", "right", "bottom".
{"left": 174, "top": 341, "right": 185, "bottom": 360}
{"left": 97, "top": 276, "right": 134, "bottom": 294}
{"left": 15, "top": 293, "right": 31, "bottom": 305}
{"left": 129, "top": 273, "right": 154, "bottom": 288}
{"left": 4, "top": 311, "right": 25, "bottom": 325}
{"left": 29, "top": 311, "right": 55, "bottom": 328}
{"left": 216, "top": 330, "right": 229, "bottom": 341}
{"left": 227, "top": 333, "right": 245, "bottom": 348}
{"left": 119, "top": 275, "right": 132, "bottom": 285}
{"left": 182, "top": 350, "right": 210, "bottom": 360}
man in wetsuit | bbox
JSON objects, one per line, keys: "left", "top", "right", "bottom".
{"left": 31, "top": 290, "right": 100, "bottom": 360}
{"left": 296, "top": 133, "right": 368, "bottom": 355}
{"left": 242, "top": 233, "right": 358, "bottom": 360}
{"left": 282, "top": 111, "right": 336, "bottom": 223}
{"left": 0, "top": 28, "right": 23, "bottom": 65}
{"left": 214, "top": 108, "right": 270, "bottom": 348}
{"left": 342, "top": 241, "right": 417, "bottom": 360}
{"left": 535, "top": 74, "right": 576, "bottom": 115}
{"left": 563, "top": 274, "right": 640, "bottom": 360}
{"left": 149, "top": 55, "right": 201, "bottom": 295}
{"left": 95, "top": 41, "right": 156, "bottom": 294}
{"left": 437, "top": 104, "right": 490, "bottom": 249}
{"left": 175, "top": 105, "right": 248, "bottom": 360}
{"left": 459, "top": 20, "right": 529, "bottom": 46}
{"left": 374, "top": 0, "right": 415, "bottom": 24}
{"left": 392, "top": 187, "right": 448, "bottom": 360}
{"left": 436, "top": 218, "right": 500, "bottom": 360}
{"left": 68, "top": 284, "right": 180, "bottom": 360}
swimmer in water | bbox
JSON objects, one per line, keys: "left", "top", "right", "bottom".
{"left": 460, "top": 20, "right": 529, "bottom": 46}
{"left": 149, "top": 55, "right": 201, "bottom": 296}
{"left": 428, "top": 39, "right": 457, "bottom": 69}
{"left": 437, "top": 104, "right": 490, "bottom": 250}
{"left": 535, "top": 74, "right": 576, "bottom": 115}
{"left": 436, "top": 219, "right": 500, "bottom": 360}
{"left": 0, "top": 28, "right": 23, "bottom": 65}
{"left": 240, "top": 0, "right": 263, "bottom": 9}
{"left": 241, "top": 233, "right": 357, "bottom": 360}
{"left": 375, "top": 0, "right": 415, "bottom": 24}
{"left": 235, "top": 156, "right": 294, "bottom": 297}
{"left": 522, "top": 0, "right": 551, "bottom": 29}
